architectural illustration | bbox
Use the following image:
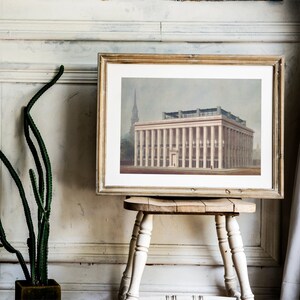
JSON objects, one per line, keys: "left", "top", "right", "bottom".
{"left": 133, "top": 107, "right": 255, "bottom": 170}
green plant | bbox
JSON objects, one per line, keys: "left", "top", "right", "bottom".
{"left": 0, "top": 65, "right": 64, "bottom": 286}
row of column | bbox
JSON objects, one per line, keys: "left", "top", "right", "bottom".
{"left": 134, "top": 125, "right": 253, "bottom": 169}
{"left": 223, "top": 127, "right": 253, "bottom": 169}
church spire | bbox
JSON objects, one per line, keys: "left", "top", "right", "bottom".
{"left": 131, "top": 90, "right": 139, "bottom": 124}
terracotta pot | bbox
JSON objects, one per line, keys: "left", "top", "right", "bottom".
{"left": 15, "top": 279, "right": 61, "bottom": 300}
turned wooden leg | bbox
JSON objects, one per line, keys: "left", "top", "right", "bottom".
{"left": 226, "top": 215, "right": 254, "bottom": 300}
{"left": 126, "top": 213, "right": 153, "bottom": 300}
{"left": 215, "top": 215, "right": 241, "bottom": 298}
{"left": 119, "top": 211, "right": 143, "bottom": 300}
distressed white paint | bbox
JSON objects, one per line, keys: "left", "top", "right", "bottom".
{"left": 0, "top": 0, "right": 299, "bottom": 299}
{"left": 0, "top": 20, "right": 300, "bottom": 42}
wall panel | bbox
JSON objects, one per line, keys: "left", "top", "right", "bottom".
{"left": 0, "top": 1, "right": 299, "bottom": 298}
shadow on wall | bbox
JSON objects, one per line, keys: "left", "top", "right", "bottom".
{"left": 60, "top": 85, "right": 98, "bottom": 191}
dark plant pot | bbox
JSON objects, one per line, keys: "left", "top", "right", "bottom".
{"left": 15, "top": 279, "right": 61, "bottom": 300}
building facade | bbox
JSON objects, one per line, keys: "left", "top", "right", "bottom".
{"left": 134, "top": 107, "right": 254, "bottom": 169}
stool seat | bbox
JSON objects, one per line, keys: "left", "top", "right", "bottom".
{"left": 119, "top": 197, "right": 256, "bottom": 300}
{"left": 124, "top": 197, "right": 256, "bottom": 214}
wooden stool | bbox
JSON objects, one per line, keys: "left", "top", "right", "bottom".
{"left": 118, "top": 197, "right": 256, "bottom": 300}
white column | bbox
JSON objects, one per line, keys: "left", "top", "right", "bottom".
{"left": 203, "top": 126, "right": 207, "bottom": 168}
{"left": 246, "top": 134, "right": 248, "bottom": 166}
{"left": 151, "top": 130, "right": 155, "bottom": 167}
{"left": 247, "top": 135, "right": 249, "bottom": 166}
{"left": 145, "top": 130, "right": 150, "bottom": 167}
{"left": 218, "top": 125, "right": 223, "bottom": 169}
{"left": 231, "top": 130, "right": 234, "bottom": 167}
{"left": 157, "top": 129, "right": 161, "bottom": 167}
{"left": 176, "top": 128, "right": 179, "bottom": 151}
{"left": 134, "top": 130, "right": 138, "bottom": 166}
{"left": 236, "top": 131, "right": 239, "bottom": 167}
{"left": 238, "top": 132, "right": 241, "bottom": 167}
{"left": 196, "top": 127, "right": 200, "bottom": 168}
{"left": 233, "top": 130, "right": 236, "bottom": 167}
{"left": 237, "top": 131, "right": 240, "bottom": 167}
{"left": 139, "top": 130, "right": 144, "bottom": 167}
{"left": 223, "top": 127, "right": 228, "bottom": 168}
{"left": 210, "top": 126, "right": 215, "bottom": 168}
{"left": 244, "top": 134, "right": 247, "bottom": 166}
{"left": 245, "top": 134, "right": 248, "bottom": 166}
{"left": 245, "top": 135, "right": 248, "bottom": 166}
{"left": 242, "top": 133, "right": 245, "bottom": 166}
{"left": 235, "top": 131, "right": 238, "bottom": 167}
{"left": 169, "top": 128, "right": 173, "bottom": 166}
{"left": 227, "top": 128, "right": 231, "bottom": 168}
{"left": 242, "top": 133, "right": 247, "bottom": 167}
{"left": 228, "top": 128, "right": 231, "bottom": 168}
{"left": 189, "top": 127, "right": 193, "bottom": 168}
{"left": 248, "top": 135, "right": 251, "bottom": 166}
{"left": 238, "top": 132, "right": 241, "bottom": 166}
{"left": 182, "top": 127, "right": 186, "bottom": 168}
{"left": 163, "top": 128, "right": 167, "bottom": 167}
{"left": 250, "top": 135, "right": 254, "bottom": 165}
{"left": 175, "top": 128, "right": 179, "bottom": 167}
{"left": 240, "top": 133, "right": 243, "bottom": 167}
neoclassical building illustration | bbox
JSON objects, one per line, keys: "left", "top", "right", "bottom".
{"left": 133, "top": 107, "right": 254, "bottom": 169}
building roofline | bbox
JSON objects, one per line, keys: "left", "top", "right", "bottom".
{"left": 134, "top": 114, "right": 254, "bottom": 134}
{"left": 162, "top": 106, "right": 247, "bottom": 126}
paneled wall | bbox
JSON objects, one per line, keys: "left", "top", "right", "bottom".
{"left": 0, "top": 1, "right": 299, "bottom": 299}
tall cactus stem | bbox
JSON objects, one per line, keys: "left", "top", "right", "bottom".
{"left": 0, "top": 220, "right": 31, "bottom": 282}
{"left": 0, "top": 151, "right": 36, "bottom": 283}
{"left": 0, "top": 65, "right": 64, "bottom": 285}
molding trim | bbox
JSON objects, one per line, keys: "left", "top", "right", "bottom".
{"left": 0, "top": 20, "right": 300, "bottom": 42}
{"left": 0, "top": 64, "right": 97, "bottom": 84}
{"left": 0, "top": 20, "right": 161, "bottom": 41}
{"left": 162, "top": 21, "right": 300, "bottom": 43}
{"left": 0, "top": 240, "right": 278, "bottom": 267}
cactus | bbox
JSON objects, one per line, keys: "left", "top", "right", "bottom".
{"left": 0, "top": 65, "right": 64, "bottom": 286}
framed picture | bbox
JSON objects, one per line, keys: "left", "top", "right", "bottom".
{"left": 97, "top": 54, "right": 284, "bottom": 198}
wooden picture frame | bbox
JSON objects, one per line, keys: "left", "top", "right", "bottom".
{"left": 97, "top": 54, "right": 284, "bottom": 198}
